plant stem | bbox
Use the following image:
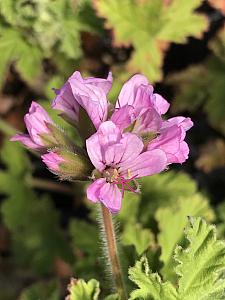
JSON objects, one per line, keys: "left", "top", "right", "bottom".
{"left": 27, "top": 176, "right": 74, "bottom": 196}
{"left": 99, "top": 204, "right": 127, "bottom": 299}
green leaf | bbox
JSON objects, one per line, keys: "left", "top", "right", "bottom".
{"left": 2, "top": 190, "right": 74, "bottom": 274}
{"left": 96, "top": 0, "right": 208, "bottom": 82}
{"left": 118, "top": 192, "right": 141, "bottom": 225}
{"left": 169, "top": 27, "right": 225, "bottom": 135}
{"left": 175, "top": 217, "right": 225, "bottom": 299}
{"left": 129, "top": 218, "right": 225, "bottom": 300}
{"left": 0, "top": 27, "right": 42, "bottom": 84}
{"left": 122, "top": 223, "right": 154, "bottom": 256}
{"left": 156, "top": 194, "right": 215, "bottom": 281}
{"left": 69, "top": 219, "right": 99, "bottom": 279}
{"left": 66, "top": 278, "right": 100, "bottom": 300}
{"left": 139, "top": 171, "right": 197, "bottom": 226}
{"left": 129, "top": 256, "right": 178, "bottom": 300}
{"left": 19, "top": 280, "right": 60, "bottom": 300}
{"left": 0, "top": 140, "right": 30, "bottom": 176}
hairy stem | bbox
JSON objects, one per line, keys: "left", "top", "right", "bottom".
{"left": 99, "top": 204, "right": 127, "bottom": 299}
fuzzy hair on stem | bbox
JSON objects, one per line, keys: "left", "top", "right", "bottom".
{"left": 96, "top": 204, "right": 128, "bottom": 299}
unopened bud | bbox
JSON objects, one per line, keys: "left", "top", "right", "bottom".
{"left": 41, "top": 148, "right": 93, "bottom": 180}
{"left": 40, "top": 123, "right": 74, "bottom": 148}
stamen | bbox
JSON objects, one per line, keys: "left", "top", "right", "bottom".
{"left": 112, "top": 174, "right": 138, "bottom": 195}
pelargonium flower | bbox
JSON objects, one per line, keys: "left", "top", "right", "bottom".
{"left": 10, "top": 102, "right": 55, "bottom": 150}
{"left": 52, "top": 71, "right": 112, "bottom": 130}
{"left": 11, "top": 71, "right": 193, "bottom": 214}
{"left": 86, "top": 121, "right": 167, "bottom": 213}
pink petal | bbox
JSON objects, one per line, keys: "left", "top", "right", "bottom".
{"left": 83, "top": 72, "right": 113, "bottom": 94}
{"left": 132, "top": 84, "right": 154, "bottom": 111}
{"left": 148, "top": 125, "right": 189, "bottom": 164}
{"left": 132, "top": 107, "right": 162, "bottom": 134}
{"left": 152, "top": 93, "right": 170, "bottom": 115}
{"left": 10, "top": 134, "right": 41, "bottom": 150}
{"left": 116, "top": 74, "right": 149, "bottom": 108}
{"left": 120, "top": 149, "right": 167, "bottom": 178}
{"left": 86, "top": 133, "right": 105, "bottom": 171}
{"left": 110, "top": 105, "right": 135, "bottom": 130}
{"left": 24, "top": 102, "right": 53, "bottom": 145}
{"left": 87, "top": 179, "right": 122, "bottom": 213}
{"left": 52, "top": 82, "right": 79, "bottom": 123}
{"left": 86, "top": 121, "right": 122, "bottom": 170}
{"left": 117, "top": 133, "right": 144, "bottom": 165}
{"left": 163, "top": 116, "right": 193, "bottom": 131}
{"left": 41, "top": 152, "right": 65, "bottom": 172}
{"left": 99, "top": 182, "right": 122, "bottom": 213}
{"left": 104, "top": 132, "right": 143, "bottom": 167}
{"left": 97, "top": 121, "right": 122, "bottom": 148}
{"left": 69, "top": 73, "right": 109, "bottom": 129}
{"left": 86, "top": 178, "right": 106, "bottom": 203}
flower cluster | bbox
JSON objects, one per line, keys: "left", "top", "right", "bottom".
{"left": 11, "top": 72, "right": 193, "bottom": 213}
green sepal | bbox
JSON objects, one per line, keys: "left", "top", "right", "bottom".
{"left": 77, "top": 107, "right": 96, "bottom": 142}
{"left": 54, "top": 147, "right": 93, "bottom": 181}
{"left": 43, "top": 123, "right": 74, "bottom": 147}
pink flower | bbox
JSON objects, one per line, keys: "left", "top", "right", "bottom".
{"left": 41, "top": 152, "right": 65, "bottom": 173}
{"left": 111, "top": 74, "right": 169, "bottom": 133}
{"left": 10, "top": 102, "right": 54, "bottom": 150}
{"left": 86, "top": 121, "right": 167, "bottom": 213}
{"left": 52, "top": 71, "right": 112, "bottom": 129}
{"left": 111, "top": 74, "right": 193, "bottom": 165}
{"left": 115, "top": 74, "right": 170, "bottom": 114}
{"left": 147, "top": 116, "right": 193, "bottom": 164}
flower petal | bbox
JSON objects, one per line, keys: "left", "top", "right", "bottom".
{"left": 132, "top": 107, "right": 162, "bottom": 134}
{"left": 87, "top": 178, "right": 106, "bottom": 203}
{"left": 99, "top": 182, "right": 122, "bottom": 213}
{"left": 120, "top": 149, "right": 167, "bottom": 178}
{"left": 116, "top": 74, "right": 149, "bottom": 108}
{"left": 152, "top": 93, "right": 170, "bottom": 115}
{"left": 41, "top": 152, "right": 65, "bottom": 172}
{"left": 83, "top": 72, "right": 113, "bottom": 94}
{"left": 148, "top": 125, "right": 189, "bottom": 164}
{"left": 104, "top": 132, "right": 143, "bottom": 167}
{"left": 69, "top": 73, "right": 109, "bottom": 129}
{"left": 86, "top": 132, "right": 105, "bottom": 171}
{"left": 52, "top": 81, "right": 79, "bottom": 124}
{"left": 162, "top": 116, "right": 193, "bottom": 131}
{"left": 110, "top": 105, "right": 135, "bottom": 130}
{"left": 97, "top": 121, "right": 122, "bottom": 148}
{"left": 10, "top": 134, "right": 41, "bottom": 150}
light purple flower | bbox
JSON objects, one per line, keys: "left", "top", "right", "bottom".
{"left": 111, "top": 74, "right": 169, "bottom": 134}
{"left": 115, "top": 74, "right": 170, "bottom": 114}
{"left": 52, "top": 71, "right": 113, "bottom": 129}
{"left": 10, "top": 101, "right": 54, "bottom": 150}
{"left": 147, "top": 116, "right": 193, "bottom": 164}
{"left": 111, "top": 74, "right": 193, "bottom": 165}
{"left": 86, "top": 121, "right": 167, "bottom": 213}
{"left": 41, "top": 152, "right": 65, "bottom": 172}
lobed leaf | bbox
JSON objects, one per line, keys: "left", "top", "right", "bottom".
{"left": 156, "top": 195, "right": 215, "bottom": 281}
{"left": 95, "top": 0, "right": 208, "bottom": 82}
{"left": 175, "top": 217, "right": 225, "bottom": 299}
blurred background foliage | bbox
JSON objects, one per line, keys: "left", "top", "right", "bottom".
{"left": 0, "top": 0, "right": 225, "bottom": 299}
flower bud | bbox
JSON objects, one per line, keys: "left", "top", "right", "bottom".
{"left": 41, "top": 148, "right": 93, "bottom": 180}
{"left": 11, "top": 102, "right": 73, "bottom": 151}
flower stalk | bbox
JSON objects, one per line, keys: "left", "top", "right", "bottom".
{"left": 99, "top": 204, "right": 127, "bottom": 300}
